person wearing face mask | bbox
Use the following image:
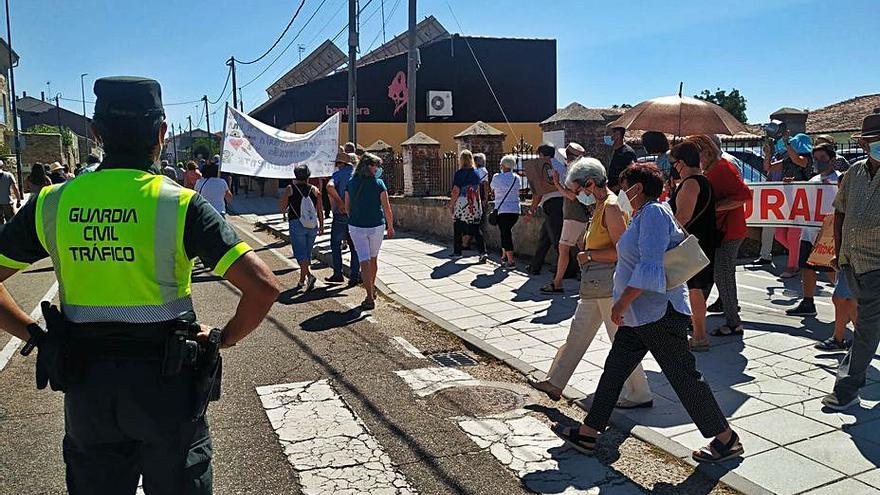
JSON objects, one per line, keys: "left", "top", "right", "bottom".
{"left": 784, "top": 143, "right": 841, "bottom": 320}
{"left": 668, "top": 142, "right": 717, "bottom": 352}
{"left": 687, "top": 135, "right": 751, "bottom": 337}
{"left": 531, "top": 157, "right": 653, "bottom": 408}
{"left": 543, "top": 142, "right": 590, "bottom": 293}
{"left": 764, "top": 132, "right": 815, "bottom": 278}
{"left": 489, "top": 155, "right": 523, "bottom": 269}
{"left": 552, "top": 163, "right": 743, "bottom": 464}
{"left": 823, "top": 111, "right": 880, "bottom": 411}
{"left": 605, "top": 126, "right": 636, "bottom": 193}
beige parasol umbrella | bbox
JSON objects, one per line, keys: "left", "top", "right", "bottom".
{"left": 607, "top": 95, "right": 748, "bottom": 136}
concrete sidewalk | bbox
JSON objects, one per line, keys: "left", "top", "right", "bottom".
{"left": 243, "top": 205, "right": 880, "bottom": 495}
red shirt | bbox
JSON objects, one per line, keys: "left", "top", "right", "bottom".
{"left": 705, "top": 158, "right": 751, "bottom": 240}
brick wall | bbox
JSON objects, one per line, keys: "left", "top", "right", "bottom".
{"left": 402, "top": 143, "right": 441, "bottom": 197}
{"left": 21, "top": 133, "right": 64, "bottom": 166}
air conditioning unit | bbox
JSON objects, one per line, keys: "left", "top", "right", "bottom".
{"left": 427, "top": 90, "right": 453, "bottom": 117}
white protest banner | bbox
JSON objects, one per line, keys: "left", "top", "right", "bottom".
{"left": 221, "top": 105, "right": 339, "bottom": 178}
{"left": 744, "top": 182, "right": 837, "bottom": 228}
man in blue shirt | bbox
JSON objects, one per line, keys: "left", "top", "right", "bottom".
{"left": 326, "top": 151, "right": 360, "bottom": 284}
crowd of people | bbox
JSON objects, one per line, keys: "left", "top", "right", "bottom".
{"left": 432, "top": 111, "right": 880, "bottom": 464}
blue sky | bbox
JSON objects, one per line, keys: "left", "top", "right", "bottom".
{"left": 8, "top": 0, "right": 879, "bottom": 134}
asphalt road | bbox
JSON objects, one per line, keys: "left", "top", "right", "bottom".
{"left": 0, "top": 215, "right": 738, "bottom": 495}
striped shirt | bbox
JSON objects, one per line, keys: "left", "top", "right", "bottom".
{"left": 834, "top": 159, "right": 880, "bottom": 275}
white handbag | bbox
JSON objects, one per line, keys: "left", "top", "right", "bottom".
{"left": 664, "top": 233, "right": 710, "bottom": 289}
{"left": 663, "top": 198, "right": 710, "bottom": 289}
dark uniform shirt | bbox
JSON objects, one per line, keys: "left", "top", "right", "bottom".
{"left": 607, "top": 144, "right": 637, "bottom": 190}
{"left": 0, "top": 167, "right": 244, "bottom": 272}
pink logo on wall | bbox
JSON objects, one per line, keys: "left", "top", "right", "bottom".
{"left": 388, "top": 71, "right": 408, "bottom": 115}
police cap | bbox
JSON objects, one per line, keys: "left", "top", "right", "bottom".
{"left": 93, "top": 76, "right": 165, "bottom": 119}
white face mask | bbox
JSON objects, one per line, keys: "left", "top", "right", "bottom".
{"left": 617, "top": 185, "right": 636, "bottom": 215}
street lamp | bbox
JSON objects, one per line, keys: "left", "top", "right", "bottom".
{"left": 80, "top": 73, "right": 89, "bottom": 153}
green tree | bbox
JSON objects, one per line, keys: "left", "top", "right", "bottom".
{"left": 191, "top": 136, "right": 220, "bottom": 158}
{"left": 695, "top": 88, "right": 748, "bottom": 123}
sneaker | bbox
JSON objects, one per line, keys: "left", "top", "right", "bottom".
{"left": 361, "top": 298, "right": 376, "bottom": 310}
{"left": 821, "top": 393, "right": 860, "bottom": 411}
{"left": 479, "top": 253, "right": 488, "bottom": 263}
{"left": 752, "top": 257, "right": 772, "bottom": 266}
{"left": 814, "top": 337, "right": 851, "bottom": 352}
{"left": 305, "top": 274, "right": 317, "bottom": 292}
{"left": 324, "top": 274, "right": 345, "bottom": 284}
{"left": 786, "top": 299, "right": 817, "bottom": 316}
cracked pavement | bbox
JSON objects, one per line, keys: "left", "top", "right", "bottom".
{"left": 256, "top": 380, "right": 416, "bottom": 494}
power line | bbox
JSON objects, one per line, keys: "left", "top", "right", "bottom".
{"left": 59, "top": 96, "right": 204, "bottom": 107}
{"left": 240, "top": 0, "right": 333, "bottom": 89}
{"left": 363, "top": 0, "right": 401, "bottom": 55}
{"left": 305, "top": 0, "right": 347, "bottom": 47}
{"left": 446, "top": 2, "right": 516, "bottom": 137}
{"left": 237, "top": 0, "right": 308, "bottom": 65}
{"left": 208, "top": 66, "right": 232, "bottom": 104}
{"left": 331, "top": 0, "right": 377, "bottom": 45}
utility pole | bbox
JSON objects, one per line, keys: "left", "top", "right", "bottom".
{"left": 5, "top": 0, "right": 22, "bottom": 186}
{"left": 227, "top": 57, "right": 238, "bottom": 110}
{"left": 238, "top": 87, "right": 244, "bottom": 112}
{"left": 171, "top": 123, "right": 179, "bottom": 164}
{"left": 298, "top": 44, "right": 305, "bottom": 62}
{"left": 80, "top": 73, "right": 89, "bottom": 151}
{"left": 54, "top": 94, "right": 62, "bottom": 129}
{"left": 406, "top": 0, "right": 417, "bottom": 138}
{"left": 347, "top": 0, "right": 358, "bottom": 144}
{"left": 203, "top": 95, "right": 211, "bottom": 140}
{"left": 187, "top": 115, "right": 193, "bottom": 160}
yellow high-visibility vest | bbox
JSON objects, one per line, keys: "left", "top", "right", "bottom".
{"left": 35, "top": 169, "right": 197, "bottom": 324}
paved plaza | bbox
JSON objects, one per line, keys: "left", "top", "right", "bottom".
{"left": 251, "top": 209, "right": 880, "bottom": 495}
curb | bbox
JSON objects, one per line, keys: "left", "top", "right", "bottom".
{"left": 253, "top": 218, "right": 769, "bottom": 495}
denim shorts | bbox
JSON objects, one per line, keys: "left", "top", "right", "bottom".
{"left": 289, "top": 220, "right": 318, "bottom": 262}
{"left": 834, "top": 270, "right": 853, "bottom": 299}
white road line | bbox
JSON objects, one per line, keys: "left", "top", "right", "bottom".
{"left": 390, "top": 336, "right": 427, "bottom": 360}
{"left": 256, "top": 380, "right": 416, "bottom": 494}
{"left": 457, "top": 410, "right": 641, "bottom": 494}
{"left": 394, "top": 367, "right": 481, "bottom": 397}
{"left": 233, "top": 223, "right": 298, "bottom": 269}
{"left": 0, "top": 281, "right": 59, "bottom": 373}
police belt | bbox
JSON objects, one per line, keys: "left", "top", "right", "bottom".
{"left": 66, "top": 321, "right": 181, "bottom": 362}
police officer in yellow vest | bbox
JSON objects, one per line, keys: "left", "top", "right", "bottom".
{"left": 0, "top": 77, "right": 280, "bottom": 494}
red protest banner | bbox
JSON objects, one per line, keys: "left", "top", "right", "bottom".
{"left": 744, "top": 182, "right": 837, "bottom": 228}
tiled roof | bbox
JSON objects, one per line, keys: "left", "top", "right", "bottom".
{"left": 454, "top": 121, "right": 505, "bottom": 138}
{"left": 541, "top": 102, "right": 624, "bottom": 124}
{"left": 806, "top": 94, "right": 880, "bottom": 133}
{"left": 366, "top": 139, "right": 393, "bottom": 151}
{"left": 770, "top": 107, "right": 808, "bottom": 117}
{"left": 401, "top": 132, "right": 440, "bottom": 146}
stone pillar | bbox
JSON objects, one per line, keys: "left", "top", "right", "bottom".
{"left": 401, "top": 132, "right": 440, "bottom": 197}
{"left": 770, "top": 108, "right": 809, "bottom": 135}
{"left": 453, "top": 121, "right": 507, "bottom": 170}
{"left": 539, "top": 120, "right": 608, "bottom": 163}
{"left": 365, "top": 139, "right": 394, "bottom": 169}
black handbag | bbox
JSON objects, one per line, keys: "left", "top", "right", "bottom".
{"left": 488, "top": 176, "right": 517, "bottom": 226}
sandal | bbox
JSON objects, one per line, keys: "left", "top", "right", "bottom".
{"left": 552, "top": 424, "right": 597, "bottom": 454}
{"left": 540, "top": 283, "right": 564, "bottom": 294}
{"left": 528, "top": 376, "right": 562, "bottom": 401}
{"left": 710, "top": 324, "right": 743, "bottom": 337}
{"left": 689, "top": 337, "right": 711, "bottom": 352}
{"left": 692, "top": 431, "right": 744, "bottom": 463}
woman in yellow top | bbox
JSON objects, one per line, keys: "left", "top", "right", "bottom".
{"left": 530, "top": 157, "right": 653, "bottom": 408}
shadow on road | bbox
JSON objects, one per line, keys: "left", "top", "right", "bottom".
{"left": 300, "top": 308, "right": 367, "bottom": 332}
